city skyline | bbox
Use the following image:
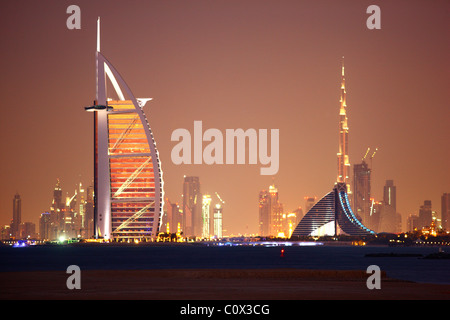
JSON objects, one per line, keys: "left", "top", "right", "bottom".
{"left": 0, "top": 1, "right": 449, "bottom": 235}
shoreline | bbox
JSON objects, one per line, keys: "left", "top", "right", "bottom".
{"left": 1, "top": 268, "right": 449, "bottom": 300}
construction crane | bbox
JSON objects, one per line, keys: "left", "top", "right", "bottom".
{"left": 362, "top": 147, "right": 371, "bottom": 162}
{"left": 215, "top": 192, "right": 225, "bottom": 205}
{"left": 370, "top": 147, "right": 378, "bottom": 170}
{"left": 370, "top": 147, "right": 378, "bottom": 160}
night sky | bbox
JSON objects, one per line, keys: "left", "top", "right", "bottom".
{"left": 0, "top": 0, "right": 449, "bottom": 234}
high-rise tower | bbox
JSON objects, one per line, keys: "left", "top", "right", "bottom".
{"left": 337, "top": 57, "right": 350, "bottom": 188}
{"left": 353, "top": 160, "right": 371, "bottom": 225}
{"left": 86, "top": 18, "right": 164, "bottom": 241}
{"left": 202, "top": 194, "right": 211, "bottom": 238}
{"left": 12, "top": 193, "right": 21, "bottom": 238}
{"left": 442, "top": 193, "right": 450, "bottom": 231}
{"left": 258, "top": 184, "right": 283, "bottom": 237}
{"left": 182, "top": 176, "right": 201, "bottom": 237}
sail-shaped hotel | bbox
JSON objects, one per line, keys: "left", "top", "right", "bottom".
{"left": 86, "top": 19, "right": 163, "bottom": 241}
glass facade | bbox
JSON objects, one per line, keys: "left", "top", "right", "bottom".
{"left": 291, "top": 183, "right": 375, "bottom": 237}
{"left": 107, "top": 100, "right": 162, "bottom": 240}
{"left": 291, "top": 191, "right": 335, "bottom": 237}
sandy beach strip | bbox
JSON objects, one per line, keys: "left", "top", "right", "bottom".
{"left": 1, "top": 269, "right": 449, "bottom": 300}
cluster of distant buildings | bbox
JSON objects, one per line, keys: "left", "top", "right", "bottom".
{"left": 161, "top": 176, "right": 224, "bottom": 240}
{"left": 257, "top": 177, "right": 450, "bottom": 238}
{"left": 257, "top": 58, "right": 450, "bottom": 239}
{"left": 1, "top": 179, "right": 95, "bottom": 241}
{"left": 352, "top": 160, "right": 449, "bottom": 235}
{"left": 1, "top": 176, "right": 225, "bottom": 242}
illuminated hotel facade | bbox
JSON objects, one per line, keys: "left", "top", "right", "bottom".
{"left": 86, "top": 19, "right": 164, "bottom": 241}
{"left": 291, "top": 59, "right": 374, "bottom": 238}
{"left": 291, "top": 183, "right": 375, "bottom": 237}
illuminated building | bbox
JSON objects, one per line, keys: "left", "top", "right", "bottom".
{"left": 0, "top": 226, "right": 11, "bottom": 240}
{"left": 85, "top": 18, "right": 164, "bottom": 241}
{"left": 18, "top": 222, "right": 35, "bottom": 240}
{"left": 183, "top": 176, "right": 202, "bottom": 237}
{"left": 39, "top": 212, "right": 51, "bottom": 240}
{"left": 379, "top": 180, "right": 401, "bottom": 233}
{"left": 50, "top": 179, "right": 64, "bottom": 238}
{"left": 63, "top": 190, "right": 77, "bottom": 239}
{"left": 418, "top": 200, "right": 433, "bottom": 229}
{"left": 383, "top": 180, "right": 396, "bottom": 210}
{"left": 11, "top": 193, "right": 21, "bottom": 239}
{"left": 202, "top": 194, "right": 211, "bottom": 238}
{"left": 291, "top": 183, "right": 375, "bottom": 237}
{"left": 84, "top": 185, "right": 95, "bottom": 238}
{"left": 293, "top": 207, "right": 303, "bottom": 226}
{"left": 441, "top": 193, "right": 450, "bottom": 231}
{"left": 407, "top": 214, "right": 420, "bottom": 232}
{"left": 75, "top": 182, "right": 85, "bottom": 237}
{"left": 337, "top": 57, "right": 351, "bottom": 193}
{"left": 353, "top": 160, "right": 371, "bottom": 227}
{"left": 259, "top": 190, "right": 270, "bottom": 236}
{"left": 283, "top": 212, "right": 298, "bottom": 238}
{"left": 163, "top": 198, "right": 182, "bottom": 234}
{"left": 369, "top": 199, "right": 382, "bottom": 232}
{"left": 213, "top": 204, "right": 223, "bottom": 238}
{"left": 258, "top": 184, "right": 283, "bottom": 237}
{"left": 269, "top": 185, "right": 283, "bottom": 236}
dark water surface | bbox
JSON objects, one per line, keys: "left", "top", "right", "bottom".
{"left": 1, "top": 244, "right": 449, "bottom": 284}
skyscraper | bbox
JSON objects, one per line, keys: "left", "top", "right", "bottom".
{"left": 163, "top": 198, "right": 182, "bottom": 234}
{"left": 213, "top": 203, "right": 223, "bottom": 238}
{"left": 39, "top": 212, "right": 51, "bottom": 240}
{"left": 441, "top": 193, "right": 450, "bottom": 231}
{"left": 84, "top": 185, "right": 95, "bottom": 238}
{"left": 85, "top": 19, "right": 164, "bottom": 241}
{"left": 353, "top": 160, "right": 371, "bottom": 226}
{"left": 418, "top": 200, "right": 433, "bottom": 229}
{"left": 379, "top": 180, "right": 401, "bottom": 233}
{"left": 337, "top": 57, "right": 351, "bottom": 190}
{"left": 202, "top": 194, "right": 211, "bottom": 238}
{"left": 12, "top": 193, "right": 21, "bottom": 238}
{"left": 258, "top": 184, "right": 283, "bottom": 237}
{"left": 259, "top": 190, "right": 270, "bottom": 236}
{"left": 269, "top": 185, "right": 283, "bottom": 236}
{"left": 183, "top": 176, "right": 201, "bottom": 237}
{"left": 75, "top": 182, "right": 85, "bottom": 238}
{"left": 407, "top": 214, "right": 420, "bottom": 232}
{"left": 383, "top": 180, "right": 396, "bottom": 211}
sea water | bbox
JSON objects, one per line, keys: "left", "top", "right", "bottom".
{"left": 0, "top": 244, "right": 449, "bottom": 284}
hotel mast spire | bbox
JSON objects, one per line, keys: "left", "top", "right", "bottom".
{"left": 97, "top": 17, "right": 100, "bottom": 52}
{"left": 337, "top": 57, "right": 350, "bottom": 188}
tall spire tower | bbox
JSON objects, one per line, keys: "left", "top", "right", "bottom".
{"left": 86, "top": 18, "right": 164, "bottom": 241}
{"left": 337, "top": 57, "right": 350, "bottom": 188}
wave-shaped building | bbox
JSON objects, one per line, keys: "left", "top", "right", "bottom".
{"left": 291, "top": 183, "right": 375, "bottom": 237}
{"left": 85, "top": 19, "right": 164, "bottom": 241}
